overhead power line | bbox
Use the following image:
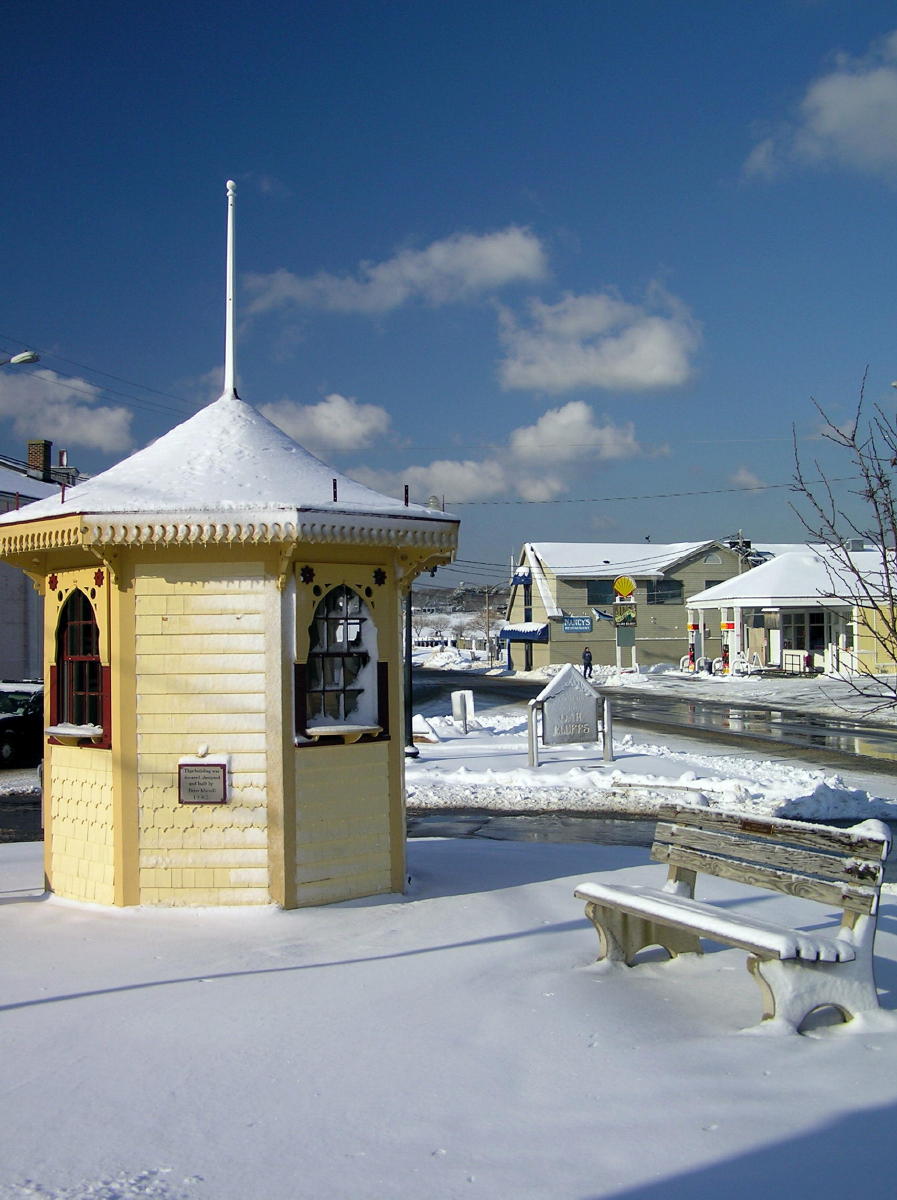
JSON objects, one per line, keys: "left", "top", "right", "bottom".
{"left": 0, "top": 333, "right": 196, "bottom": 421}
{"left": 445, "top": 476, "right": 858, "bottom": 507}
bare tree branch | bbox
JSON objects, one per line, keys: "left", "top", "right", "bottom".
{"left": 791, "top": 372, "right": 897, "bottom": 710}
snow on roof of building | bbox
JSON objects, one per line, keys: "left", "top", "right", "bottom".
{"left": 750, "top": 542, "right": 820, "bottom": 558}
{"left": 0, "top": 464, "right": 58, "bottom": 505}
{"left": 528, "top": 541, "right": 717, "bottom": 578}
{"left": 687, "top": 547, "right": 889, "bottom": 608}
{"left": 0, "top": 392, "right": 456, "bottom": 529}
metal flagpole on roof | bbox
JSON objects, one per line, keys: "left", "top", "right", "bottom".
{"left": 224, "top": 179, "right": 238, "bottom": 399}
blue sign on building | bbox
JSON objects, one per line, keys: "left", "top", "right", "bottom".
{"left": 563, "top": 615, "right": 593, "bottom": 633}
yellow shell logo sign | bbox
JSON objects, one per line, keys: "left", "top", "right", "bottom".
{"left": 613, "top": 575, "right": 636, "bottom": 598}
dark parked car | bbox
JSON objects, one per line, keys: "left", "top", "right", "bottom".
{"left": 0, "top": 683, "right": 44, "bottom": 767}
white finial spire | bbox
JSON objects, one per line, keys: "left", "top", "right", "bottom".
{"left": 224, "top": 179, "right": 238, "bottom": 398}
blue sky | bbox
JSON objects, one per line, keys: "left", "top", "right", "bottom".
{"left": 3, "top": 1, "right": 897, "bottom": 583}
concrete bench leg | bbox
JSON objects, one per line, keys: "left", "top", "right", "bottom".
{"left": 747, "top": 953, "right": 881, "bottom": 1032}
{"left": 584, "top": 902, "right": 703, "bottom": 966}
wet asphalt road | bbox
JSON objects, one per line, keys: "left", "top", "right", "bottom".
{"left": 411, "top": 667, "right": 897, "bottom": 772}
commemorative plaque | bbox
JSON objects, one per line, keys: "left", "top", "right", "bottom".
{"left": 178, "top": 762, "right": 228, "bottom": 805}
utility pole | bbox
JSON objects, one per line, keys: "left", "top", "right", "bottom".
{"left": 484, "top": 584, "right": 501, "bottom": 666}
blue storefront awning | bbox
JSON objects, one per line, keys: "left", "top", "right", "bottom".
{"left": 498, "top": 623, "right": 549, "bottom": 643}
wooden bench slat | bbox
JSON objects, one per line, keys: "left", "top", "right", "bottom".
{"left": 654, "top": 822, "right": 885, "bottom": 889}
{"left": 652, "top": 843, "right": 878, "bottom": 915}
{"left": 655, "top": 806, "right": 889, "bottom": 861}
{"left": 574, "top": 881, "right": 857, "bottom": 962}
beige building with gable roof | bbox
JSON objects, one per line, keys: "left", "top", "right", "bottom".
{"left": 501, "top": 540, "right": 744, "bottom": 670}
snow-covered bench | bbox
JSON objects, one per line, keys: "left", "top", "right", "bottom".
{"left": 575, "top": 807, "right": 891, "bottom": 1031}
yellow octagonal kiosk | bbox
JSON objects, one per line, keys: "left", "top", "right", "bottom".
{"left": 0, "top": 182, "right": 458, "bottom": 907}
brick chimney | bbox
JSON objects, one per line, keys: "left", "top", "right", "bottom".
{"left": 27, "top": 439, "right": 52, "bottom": 481}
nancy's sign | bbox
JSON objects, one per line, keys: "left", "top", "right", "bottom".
{"left": 563, "top": 615, "right": 593, "bottom": 633}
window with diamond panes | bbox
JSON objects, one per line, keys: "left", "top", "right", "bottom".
{"left": 306, "top": 586, "right": 373, "bottom": 723}
{"left": 56, "top": 589, "right": 103, "bottom": 726}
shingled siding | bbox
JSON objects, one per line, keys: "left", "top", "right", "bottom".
{"left": 134, "top": 563, "right": 271, "bottom": 905}
{"left": 46, "top": 745, "right": 115, "bottom": 905}
{"left": 294, "top": 741, "right": 393, "bottom": 906}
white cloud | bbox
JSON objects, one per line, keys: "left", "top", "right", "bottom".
{"left": 499, "top": 286, "right": 700, "bottom": 392}
{"left": 730, "top": 466, "right": 766, "bottom": 490}
{"left": 515, "top": 474, "right": 566, "bottom": 502}
{"left": 351, "top": 457, "right": 509, "bottom": 504}
{"left": 347, "top": 401, "right": 650, "bottom": 505}
{"left": 248, "top": 172, "right": 293, "bottom": 199}
{"left": 260, "top": 393, "right": 390, "bottom": 457}
{"left": 0, "top": 369, "right": 133, "bottom": 454}
{"left": 245, "top": 226, "right": 548, "bottom": 316}
{"left": 745, "top": 30, "right": 897, "bottom": 179}
{"left": 509, "top": 400, "right": 643, "bottom": 464}
{"left": 590, "top": 512, "right": 619, "bottom": 531}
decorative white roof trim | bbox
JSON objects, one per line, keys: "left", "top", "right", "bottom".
{"left": 80, "top": 515, "right": 458, "bottom": 551}
{"left": 0, "top": 508, "right": 458, "bottom": 556}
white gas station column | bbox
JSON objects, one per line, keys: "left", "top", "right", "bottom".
{"left": 687, "top": 609, "right": 702, "bottom": 668}
{"left": 733, "top": 605, "right": 743, "bottom": 664}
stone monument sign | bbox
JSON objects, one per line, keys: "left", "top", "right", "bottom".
{"left": 539, "top": 663, "right": 600, "bottom": 745}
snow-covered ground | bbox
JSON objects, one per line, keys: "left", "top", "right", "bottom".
{"left": 6, "top": 678, "right": 897, "bottom": 1198}
{"left": 4, "top": 830, "right": 897, "bottom": 1200}
{"left": 406, "top": 707, "right": 897, "bottom": 825}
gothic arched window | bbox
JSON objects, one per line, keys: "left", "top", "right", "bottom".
{"left": 306, "top": 585, "right": 375, "bottom": 723}
{"left": 55, "top": 589, "right": 104, "bottom": 729}
{"left": 295, "top": 585, "right": 388, "bottom": 742}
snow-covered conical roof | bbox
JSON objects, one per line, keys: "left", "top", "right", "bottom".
{"left": 0, "top": 390, "right": 449, "bottom": 526}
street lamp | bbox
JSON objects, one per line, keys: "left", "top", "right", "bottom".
{"left": 0, "top": 351, "right": 39, "bottom": 367}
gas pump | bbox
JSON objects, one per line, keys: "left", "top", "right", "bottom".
{"left": 720, "top": 617, "right": 735, "bottom": 675}
{"left": 686, "top": 621, "right": 699, "bottom": 671}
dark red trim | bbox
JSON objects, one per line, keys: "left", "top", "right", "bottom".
{"left": 377, "top": 662, "right": 389, "bottom": 738}
{"left": 48, "top": 664, "right": 57, "bottom": 725}
{"left": 294, "top": 662, "right": 307, "bottom": 739}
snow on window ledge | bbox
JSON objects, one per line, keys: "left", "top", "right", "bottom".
{"left": 296, "top": 723, "right": 382, "bottom": 745}
{"left": 46, "top": 723, "right": 104, "bottom": 745}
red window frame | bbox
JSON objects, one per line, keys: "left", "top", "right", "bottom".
{"left": 49, "top": 589, "right": 111, "bottom": 748}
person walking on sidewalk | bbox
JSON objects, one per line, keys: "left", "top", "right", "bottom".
{"left": 581, "top": 646, "right": 593, "bottom": 679}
